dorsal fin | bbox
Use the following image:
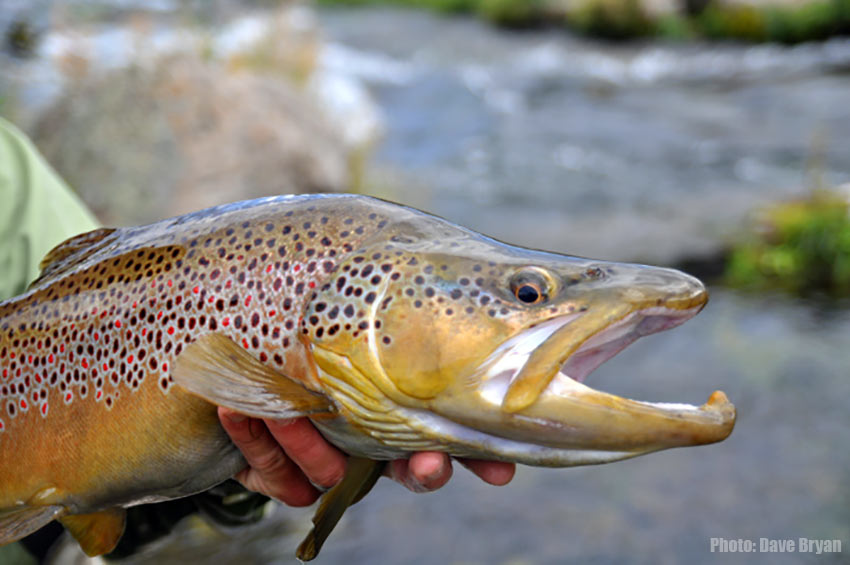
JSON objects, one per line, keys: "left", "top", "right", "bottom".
{"left": 30, "top": 228, "right": 116, "bottom": 288}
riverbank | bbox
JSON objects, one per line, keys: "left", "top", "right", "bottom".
{"left": 317, "top": 0, "right": 850, "bottom": 42}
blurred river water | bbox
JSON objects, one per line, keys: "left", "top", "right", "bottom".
{"left": 1, "top": 3, "right": 849, "bottom": 564}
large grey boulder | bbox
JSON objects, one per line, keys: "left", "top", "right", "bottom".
{"left": 32, "top": 54, "right": 349, "bottom": 226}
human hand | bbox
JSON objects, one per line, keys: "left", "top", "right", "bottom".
{"left": 218, "top": 407, "right": 515, "bottom": 506}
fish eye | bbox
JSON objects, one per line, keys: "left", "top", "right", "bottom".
{"left": 515, "top": 283, "right": 542, "bottom": 304}
{"left": 510, "top": 269, "right": 550, "bottom": 305}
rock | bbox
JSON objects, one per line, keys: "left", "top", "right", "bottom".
{"left": 31, "top": 54, "right": 350, "bottom": 226}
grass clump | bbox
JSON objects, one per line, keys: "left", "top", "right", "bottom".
{"left": 694, "top": 0, "right": 850, "bottom": 43}
{"left": 567, "top": 0, "right": 655, "bottom": 39}
{"left": 476, "top": 0, "right": 547, "bottom": 27}
{"left": 725, "top": 189, "right": 850, "bottom": 296}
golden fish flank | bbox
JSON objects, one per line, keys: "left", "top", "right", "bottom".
{"left": 0, "top": 194, "right": 736, "bottom": 560}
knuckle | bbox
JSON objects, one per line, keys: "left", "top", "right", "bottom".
{"left": 250, "top": 449, "right": 289, "bottom": 475}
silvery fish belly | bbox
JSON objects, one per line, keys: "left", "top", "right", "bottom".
{"left": 0, "top": 194, "right": 735, "bottom": 560}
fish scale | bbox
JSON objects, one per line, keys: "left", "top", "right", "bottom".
{"left": 0, "top": 194, "right": 735, "bottom": 560}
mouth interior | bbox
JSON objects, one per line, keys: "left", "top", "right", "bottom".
{"left": 478, "top": 306, "right": 700, "bottom": 406}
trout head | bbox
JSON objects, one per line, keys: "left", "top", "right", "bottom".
{"left": 303, "top": 210, "right": 735, "bottom": 466}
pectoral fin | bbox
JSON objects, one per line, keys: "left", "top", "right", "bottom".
{"left": 296, "top": 457, "right": 385, "bottom": 561}
{"left": 172, "top": 333, "right": 335, "bottom": 419}
{"left": 0, "top": 505, "right": 65, "bottom": 545}
{"left": 59, "top": 508, "right": 126, "bottom": 557}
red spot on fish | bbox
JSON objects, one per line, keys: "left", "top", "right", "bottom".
{"left": 269, "top": 310, "right": 276, "bottom": 317}
{"left": 167, "top": 280, "right": 173, "bottom": 287}
{"left": 157, "top": 311, "right": 163, "bottom": 320}
{"left": 142, "top": 328, "right": 147, "bottom": 337}
{"left": 103, "top": 363, "right": 109, "bottom": 372}
{"left": 65, "top": 392, "right": 73, "bottom": 403}
{"left": 245, "top": 296, "right": 252, "bottom": 307}
{"left": 242, "top": 338, "right": 250, "bottom": 349}
{"left": 48, "top": 354, "right": 54, "bottom": 364}
{"left": 81, "top": 359, "right": 89, "bottom": 369}
{"left": 96, "top": 390, "right": 103, "bottom": 401}
{"left": 9, "top": 352, "right": 15, "bottom": 360}
{"left": 127, "top": 355, "right": 134, "bottom": 364}
{"left": 309, "top": 281, "right": 316, "bottom": 289}
{"left": 94, "top": 332, "right": 99, "bottom": 341}
{"left": 20, "top": 399, "right": 27, "bottom": 410}
{"left": 222, "top": 318, "right": 230, "bottom": 327}
{"left": 1, "top": 369, "right": 6, "bottom": 379}
{"left": 226, "top": 280, "right": 232, "bottom": 289}
{"left": 41, "top": 403, "right": 48, "bottom": 416}
{"left": 162, "top": 362, "right": 168, "bottom": 372}
{"left": 167, "top": 326, "right": 175, "bottom": 336}
{"left": 266, "top": 264, "right": 273, "bottom": 273}
{"left": 60, "top": 344, "right": 65, "bottom": 353}
{"left": 115, "top": 320, "right": 122, "bottom": 329}
{"left": 294, "top": 264, "right": 301, "bottom": 273}
{"left": 193, "top": 286, "right": 200, "bottom": 294}
{"left": 208, "top": 296, "right": 214, "bottom": 303}
{"left": 35, "top": 374, "right": 41, "bottom": 384}
{"left": 133, "top": 301, "right": 138, "bottom": 308}
{"left": 28, "top": 355, "right": 33, "bottom": 364}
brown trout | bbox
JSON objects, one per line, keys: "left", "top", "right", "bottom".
{"left": 0, "top": 195, "right": 735, "bottom": 559}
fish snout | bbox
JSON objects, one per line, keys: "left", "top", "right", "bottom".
{"left": 597, "top": 263, "right": 708, "bottom": 313}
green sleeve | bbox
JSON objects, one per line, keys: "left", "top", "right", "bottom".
{"left": 0, "top": 116, "right": 99, "bottom": 301}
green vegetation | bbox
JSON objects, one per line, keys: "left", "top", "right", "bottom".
{"left": 725, "top": 189, "right": 850, "bottom": 296}
{"left": 696, "top": 0, "right": 850, "bottom": 42}
{"left": 317, "top": 0, "right": 850, "bottom": 42}
{"left": 567, "top": 0, "right": 655, "bottom": 39}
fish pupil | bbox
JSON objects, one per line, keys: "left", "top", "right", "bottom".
{"left": 516, "top": 284, "right": 540, "bottom": 304}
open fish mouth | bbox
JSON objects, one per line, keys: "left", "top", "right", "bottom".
{"left": 460, "top": 303, "right": 736, "bottom": 457}
{"left": 555, "top": 306, "right": 700, "bottom": 385}
{"left": 478, "top": 305, "right": 701, "bottom": 404}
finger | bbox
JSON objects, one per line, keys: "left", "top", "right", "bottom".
{"left": 218, "top": 407, "right": 320, "bottom": 506}
{"left": 408, "top": 452, "right": 452, "bottom": 490}
{"left": 386, "top": 452, "right": 452, "bottom": 493}
{"left": 264, "top": 417, "right": 347, "bottom": 489}
{"left": 457, "top": 458, "right": 516, "bottom": 486}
